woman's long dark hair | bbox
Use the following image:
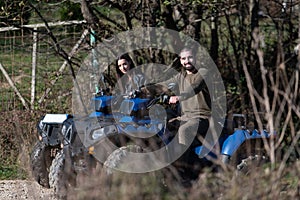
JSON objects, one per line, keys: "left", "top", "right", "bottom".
{"left": 115, "top": 53, "right": 136, "bottom": 79}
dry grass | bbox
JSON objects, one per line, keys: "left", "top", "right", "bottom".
{"left": 0, "top": 110, "right": 299, "bottom": 199}
{"left": 0, "top": 110, "right": 41, "bottom": 179}
{"left": 67, "top": 159, "right": 300, "bottom": 200}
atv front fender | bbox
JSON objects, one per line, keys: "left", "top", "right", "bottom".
{"left": 221, "top": 129, "right": 247, "bottom": 157}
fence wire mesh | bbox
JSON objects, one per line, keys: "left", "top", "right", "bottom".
{"left": 0, "top": 22, "right": 88, "bottom": 112}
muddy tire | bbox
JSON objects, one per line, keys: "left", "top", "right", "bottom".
{"left": 102, "top": 145, "right": 166, "bottom": 191}
{"left": 49, "top": 150, "right": 68, "bottom": 200}
{"left": 103, "top": 145, "right": 144, "bottom": 175}
{"left": 30, "top": 141, "right": 52, "bottom": 188}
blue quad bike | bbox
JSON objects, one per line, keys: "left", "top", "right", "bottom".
{"left": 84, "top": 92, "right": 275, "bottom": 183}
{"left": 30, "top": 90, "right": 275, "bottom": 198}
{"left": 29, "top": 93, "right": 114, "bottom": 197}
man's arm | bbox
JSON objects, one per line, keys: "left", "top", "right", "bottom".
{"left": 141, "top": 74, "right": 179, "bottom": 96}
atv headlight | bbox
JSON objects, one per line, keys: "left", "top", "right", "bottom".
{"left": 91, "top": 128, "right": 105, "bottom": 140}
{"left": 91, "top": 125, "right": 117, "bottom": 140}
{"left": 38, "top": 119, "right": 44, "bottom": 130}
{"left": 61, "top": 124, "right": 67, "bottom": 135}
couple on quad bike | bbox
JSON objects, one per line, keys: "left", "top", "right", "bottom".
{"left": 116, "top": 47, "right": 212, "bottom": 178}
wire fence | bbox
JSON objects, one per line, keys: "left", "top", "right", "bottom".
{"left": 0, "top": 21, "right": 88, "bottom": 112}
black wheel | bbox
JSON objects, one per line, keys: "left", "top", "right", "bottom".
{"left": 103, "top": 145, "right": 145, "bottom": 175}
{"left": 30, "top": 141, "right": 53, "bottom": 188}
{"left": 236, "top": 154, "right": 269, "bottom": 175}
{"left": 49, "top": 150, "right": 70, "bottom": 200}
{"left": 102, "top": 145, "right": 166, "bottom": 193}
{"left": 227, "top": 139, "right": 270, "bottom": 175}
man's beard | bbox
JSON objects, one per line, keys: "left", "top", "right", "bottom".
{"left": 184, "top": 64, "right": 197, "bottom": 73}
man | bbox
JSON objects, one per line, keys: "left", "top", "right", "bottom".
{"left": 141, "top": 47, "right": 212, "bottom": 184}
{"left": 159, "top": 47, "right": 211, "bottom": 149}
{"left": 156, "top": 47, "right": 212, "bottom": 184}
{"left": 143, "top": 47, "right": 211, "bottom": 170}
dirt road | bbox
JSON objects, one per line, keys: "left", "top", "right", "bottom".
{"left": 0, "top": 180, "right": 56, "bottom": 200}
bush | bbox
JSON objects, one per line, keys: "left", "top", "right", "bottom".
{"left": 0, "top": 110, "right": 42, "bottom": 179}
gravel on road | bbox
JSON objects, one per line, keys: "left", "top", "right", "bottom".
{"left": 0, "top": 180, "right": 56, "bottom": 200}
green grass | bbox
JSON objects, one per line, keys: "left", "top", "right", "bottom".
{"left": 0, "top": 29, "right": 86, "bottom": 112}
{"left": 0, "top": 165, "right": 27, "bottom": 180}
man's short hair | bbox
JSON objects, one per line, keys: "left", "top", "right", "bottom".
{"left": 179, "top": 47, "right": 196, "bottom": 57}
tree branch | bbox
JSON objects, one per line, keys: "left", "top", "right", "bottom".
{"left": 0, "top": 63, "right": 30, "bottom": 110}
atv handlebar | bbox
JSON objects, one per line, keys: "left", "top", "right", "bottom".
{"left": 146, "top": 94, "right": 170, "bottom": 110}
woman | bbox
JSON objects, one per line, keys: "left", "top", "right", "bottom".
{"left": 115, "top": 53, "right": 147, "bottom": 96}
